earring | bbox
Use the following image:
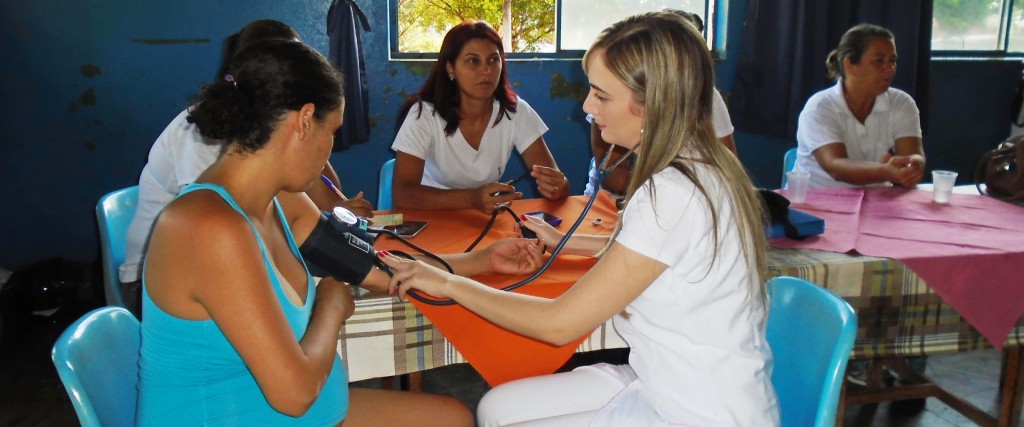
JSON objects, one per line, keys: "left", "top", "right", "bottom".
{"left": 449, "top": 74, "right": 455, "bottom": 81}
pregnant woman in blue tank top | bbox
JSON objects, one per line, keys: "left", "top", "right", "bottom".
{"left": 137, "top": 39, "right": 484, "bottom": 426}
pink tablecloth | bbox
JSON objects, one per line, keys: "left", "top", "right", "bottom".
{"left": 772, "top": 187, "right": 1024, "bottom": 349}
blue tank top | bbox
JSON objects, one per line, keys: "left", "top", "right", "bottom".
{"left": 137, "top": 183, "right": 348, "bottom": 426}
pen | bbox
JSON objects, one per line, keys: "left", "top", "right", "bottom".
{"left": 505, "top": 170, "right": 532, "bottom": 186}
{"left": 491, "top": 170, "right": 533, "bottom": 196}
{"left": 320, "top": 175, "right": 349, "bottom": 201}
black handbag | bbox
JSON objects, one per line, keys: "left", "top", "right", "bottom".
{"left": 974, "top": 135, "right": 1024, "bottom": 204}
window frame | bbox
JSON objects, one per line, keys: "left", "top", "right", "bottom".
{"left": 387, "top": 0, "right": 723, "bottom": 61}
{"left": 931, "top": 0, "right": 1024, "bottom": 58}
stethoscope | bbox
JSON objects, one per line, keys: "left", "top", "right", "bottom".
{"left": 390, "top": 116, "right": 640, "bottom": 306}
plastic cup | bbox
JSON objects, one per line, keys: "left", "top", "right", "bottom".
{"left": 932, "top": 170, "right": 958, "bottom": 204}
{"left": 786, "top": 171, "right": 810, "bottom": 203}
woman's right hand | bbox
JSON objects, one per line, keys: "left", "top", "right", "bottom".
{"left": 518, "top": 215, "right": 564, "bottom": 249}
{"left": 883, "top": 154, "right": 925, "bottom": 188}
{"left": 474, "top": 183, "right": 522, "bottom": 214}
{"left": 314, "top": 277, "right": 355, "bottom": 321}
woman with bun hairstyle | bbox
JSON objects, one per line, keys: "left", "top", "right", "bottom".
{"left": 795, "top": 23, "right": 926, "bottom": 188}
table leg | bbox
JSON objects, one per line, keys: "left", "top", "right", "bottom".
{"left": 998, "top": 347, "right": 1024, "bottom": 426}
{"left": 845, "top": 357, "right": 1002, "bottom": 427}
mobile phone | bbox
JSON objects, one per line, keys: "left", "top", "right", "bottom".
{"left": 384, "top": 221, "right": 428, "bottom": 238}
{"left": 524, "top": 211, "right": 562, "bottom": 227}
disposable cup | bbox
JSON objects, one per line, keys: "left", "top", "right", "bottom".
{"left": 786, "top": 171, "right": 810, "bottom": 203}
{"left": 932, "top": 170, "right": 958, "bottom": 204}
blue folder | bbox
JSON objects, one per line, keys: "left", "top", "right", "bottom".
{"left": 765, "top": 208, "right": 825, "bottom": 239}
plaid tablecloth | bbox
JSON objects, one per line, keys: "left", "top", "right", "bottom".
{"left": 768, "top": 248, "right": 1024, "bottom": 360}
{"left": 336, "top": 193, "right": 1022, "bottom": 382}
{"left": 337, "top": 246, "right": 1022, "bottom": 382}
{"left": 337, "top": 247, "right": 1024, "bottom": 382}
{"left": 338, "top": 287, "right": 627, "bottom": 382}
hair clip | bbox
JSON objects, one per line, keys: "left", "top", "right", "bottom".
{"left": 224, "top": 74, "right": 237, "bottom": 88}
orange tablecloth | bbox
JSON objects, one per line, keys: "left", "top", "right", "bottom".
{"left": 374, "top": 193, "right": 619, "bottom": 386}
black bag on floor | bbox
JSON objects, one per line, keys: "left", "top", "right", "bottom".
{"left": 0, "top": 258, "right": 82, "bottom": 345}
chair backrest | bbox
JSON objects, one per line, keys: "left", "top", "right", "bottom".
{"left": 766, "top": 276, "right": 857, "bottom": 427}
{"left": 51, "top": 306, "right": 141, "bottom": 427}
{"left": 95, "top": 186, "right": 139, "bottom": 308}
{"left": 378, "top": 158, "right": 396, "bottom": 211}
{"left": 781, "top": 147, "right": 798, "bottom": 188}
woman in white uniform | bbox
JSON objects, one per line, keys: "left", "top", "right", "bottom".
{"left": 795, "top": 23, "right": 926, "bottom": 188}
{"left": 391, "top": 21, "right": 568, "bottom": 214}
{"left": 585, "top": 10, "right": 736, "bottom": 200}
{"left": 382, "top": 11, "right": 779, "bottom": 426}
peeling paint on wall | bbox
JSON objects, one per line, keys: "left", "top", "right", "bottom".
{"left": 81, "top": 64, "right": 101, "bottom": 77}
{"left": 131, "top": 38, "right": 210, "bottom": 45}
{"left": 549, "top": 73, "right": 586, "bottom": 103}
{"left": 80, "top": 88, "right": 96, "bottom": 106}
{"left": 401, "top": 62, "right": 432, "bottom": 77}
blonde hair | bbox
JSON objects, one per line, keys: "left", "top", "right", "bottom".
{"left": 584, "top": 11, "right": 769, "bottom": 305}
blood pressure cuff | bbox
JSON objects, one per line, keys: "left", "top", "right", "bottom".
{"left": 299, "top": 213, "right": 377, "bottom": 285}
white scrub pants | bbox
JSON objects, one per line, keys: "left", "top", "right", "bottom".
{"left": 477, "top": 363, "right": 662, "bottom": 427}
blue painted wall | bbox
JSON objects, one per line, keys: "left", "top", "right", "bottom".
{"left": 0, "top": 1, "right": 1020, "bottom": 271}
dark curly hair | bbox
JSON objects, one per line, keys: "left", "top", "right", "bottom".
{"left": 397, "top": 21, "right": 517, "bottom": 136}
{"left": 187, "top": 39, "right": 344, "bottom": 153}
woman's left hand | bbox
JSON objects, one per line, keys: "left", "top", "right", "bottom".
{"left": 882, "top": 153, "right": 926, "bottom": 187}
{"left": 532, "top": 166, "right": 569, "bottom": 200}
{"left": 483, "top": 238, "right": 546, "bottom": 274}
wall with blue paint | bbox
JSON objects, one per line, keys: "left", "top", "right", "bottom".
{"left": 0, "top": 1, "right": 1019, "bottom": 271}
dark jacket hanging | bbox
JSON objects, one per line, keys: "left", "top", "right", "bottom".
{"left": 327, "top": 0, "right": 372, "bottom": 151}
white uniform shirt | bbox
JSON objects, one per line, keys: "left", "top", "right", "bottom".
{"left": 610, "top": 165, "right": 779, "bottom": 426}
{"left": 391, "top": 97, "right": 548, "bottom": 189}
{"left": 119, "top": 109, "right": 220, "bottom": 282}
{"left": 795, "top": 81, "right": 922, "bottom": 188}
{"left": 710, "top": 87, "right": 736, "bottom": 139}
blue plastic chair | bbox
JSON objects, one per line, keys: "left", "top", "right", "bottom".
{"left": 96, "top": 186, "right": 139, "bottom": 309}
{"left": 51, "top": 306, "right": 140, "bottom": 427}
{"left": 378, "top": 158, "right": 395, "bottom": 211}
{"left": 781, "top": 147, "right": 798, "bottom": 188}
{"left": 766, "top": 276, "right": 857, "bottom": 427}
